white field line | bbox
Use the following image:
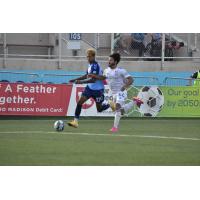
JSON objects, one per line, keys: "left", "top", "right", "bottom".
{"left": 0, "top": 131, "right": 200, "bottom": 141}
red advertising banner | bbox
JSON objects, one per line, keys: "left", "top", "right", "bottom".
{"left": 0, "top": 83, "right": 72, "bottom": 116}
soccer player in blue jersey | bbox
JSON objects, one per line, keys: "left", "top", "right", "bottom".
{"left": 67, "top": 49, "right": 110, "bottom": 128}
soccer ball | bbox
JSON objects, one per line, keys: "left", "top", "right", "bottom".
{"left": 137, "top": 86, "right": 164, "bottom": 117}
{"left": 54, "top": 120, "right": 64, "bottom": 131}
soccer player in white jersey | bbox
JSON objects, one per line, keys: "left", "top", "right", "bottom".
{"left": 88, "top": 53, "right": 143, "bottom": 132}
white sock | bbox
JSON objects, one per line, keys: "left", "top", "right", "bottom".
{"left": 114, "top": 111, "right": 121, "bottom": 128}
{"left": 123, "top": 101, "right": 135, "bottom": 113}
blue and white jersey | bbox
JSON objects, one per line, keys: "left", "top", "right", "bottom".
{"left": 87, "top": 61, "right": 104, "bottom": 90}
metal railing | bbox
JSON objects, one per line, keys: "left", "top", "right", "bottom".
{"left": 164, "top": 77, "right": 195, "bottom": 86}
{"left": 43, "top": 74, "right": 160, "bottom": 86}
{"left": 42, "top": 74, "right": 82, "bottom": 84}
{"left": 0, "top": 71, "right": 40, "bottom": 83}
{"left": 2, "top": 71, "right": 199, "bottom": 87}
{"left": 0, "top": 71, "right": 160, "bottom": 86}
{"left": 133, "top": 76, "right": 160, "bottom": 86}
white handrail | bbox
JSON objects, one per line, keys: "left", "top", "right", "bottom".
{"left": 1, "top": 54, "right": 200, "bottom": 59}
{"left": 0, "top": 71, "right": 39, "bottom": 76}
{"left": 164, "top": 77, "right": 195, "bottom": 86}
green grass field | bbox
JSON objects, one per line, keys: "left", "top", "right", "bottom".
{"left": 0, "top": 117, "right": 200, "bottom": 165}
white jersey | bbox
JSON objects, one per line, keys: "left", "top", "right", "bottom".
{"left": 104, "top": 67, "right": 131, "bottom": 94}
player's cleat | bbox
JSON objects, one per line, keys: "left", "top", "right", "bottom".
{"left": 67, "top": 120, "right": 78, "bottom": 128}
{"left": 133, "top": 97, "right": 144, "bottom": 107}
{"left": 109, "top": 100, "right": 116, "bottom": 112}
{"left": 110, "top": 126, "right": 118, "bottom": 133}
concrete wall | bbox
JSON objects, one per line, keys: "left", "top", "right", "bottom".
{"left": 0, "top": 58, "right": 199, "bottom": 72}
{"left": 0, "top": 33, "right": 50, "bottom": 45}
{"left": 0, "top": 33, "right": 52, "bottom": 56}
{"left": 0, "top": 33, "right": 111, "bottom": 57}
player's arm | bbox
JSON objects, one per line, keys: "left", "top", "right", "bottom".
{"left": 75, "top": 76, "right": 96, "bottom": 84}
{"left": 69, "top": 74, "right": 88, "bottom": 83}
{"left": 87, "top": 74, "right": 106, "bottom": 80}
{"left": 119, "top": 69, "right": 133, "bottom": 91}
{"left": 121, "top": 76, "right": 133, "bottom": 91}
{"left": 87, "top": 68, "right": 107, "bottom": 80}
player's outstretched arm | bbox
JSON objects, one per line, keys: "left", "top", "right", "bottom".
{"left": 74, "top": 77, "right": 96, "bottom": 84}
{"left": 87, "top": 74, "right": 106, "bottom": 80}
{"left": 121, "top": 76, "right": 133, "bottom": 91}
{"left": 69, "top": 74, "right": 88, "bottom": 83}
{"left": 74, "top": 73, "right": 106, "bottom": 84}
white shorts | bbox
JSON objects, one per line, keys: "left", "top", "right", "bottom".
{"left": 112, "top": 90, "right": 127, "bottom": 106}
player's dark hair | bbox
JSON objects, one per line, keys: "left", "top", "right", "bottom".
{"left": 179, "top": 42, "right": 184, "bottom": 47}
{"left": 171, "top": 41, "right": 177, "bottom": 46}
{"left": 109, "top": 53, "right": 121, "bottom": 64}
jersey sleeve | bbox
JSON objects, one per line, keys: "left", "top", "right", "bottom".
{"left": 120, "top": 68, "right": 131, "bottom": 78}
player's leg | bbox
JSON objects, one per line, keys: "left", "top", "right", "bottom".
{"left": 68, "top": 95, "right": 89, "bottom": 128}
{"left": 110, "top": 91, "right": 126, "bottom": 132}
{"left": 122, "top": 97, "right": 143, "bottom": 114}
{"left": 109, "top": 88, "right": 143, "bottom": 115}
{"left": 109, "top": 99, "right": 116, "bottom": 112}
{"left": 110, "top": 103, "right": 122, "bottom": 132}
{"left": 68, "top": 87, "right": 90, "bottom": 128}
{"left": 75, "top": 95, "right": 89, "bottom": 118}
{"left": 94, "top": 89, "right": 110, "bottom": 112}
{"left": 111, "top": 99, "right": 142, "bottom": 132}
{"left": 96, "top": 101, "right": 110, "bottom": 112}
{"left": 110, "top": 91, "right": 143, "bottom": 132}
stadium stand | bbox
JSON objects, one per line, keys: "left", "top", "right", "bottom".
{"left": 0, "top": 33, "right": 200, "bottom": 78}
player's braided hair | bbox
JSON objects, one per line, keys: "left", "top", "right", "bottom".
{"left": 109, "top": 53, "right": 121, "bottom": 64}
